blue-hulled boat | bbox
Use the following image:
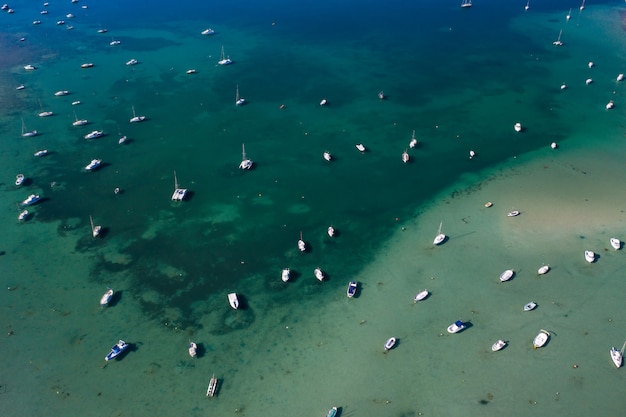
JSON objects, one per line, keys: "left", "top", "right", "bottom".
{"left": 347, "top": 281, "right": 357, "bottom": 298}
{"left": 105, "top": 340, "right": 129, "bottom": 361}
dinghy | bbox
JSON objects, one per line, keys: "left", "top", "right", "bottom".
{"left": 492, "top": 339, "right": 507, "bottom": 351}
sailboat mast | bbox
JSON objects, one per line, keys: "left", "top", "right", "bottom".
{"left": 90, "top": 215, "right": 95, "bottom": 231}
{"left": 174, "top": 170, "right": 179, "bottom": 189}
{"left": 621, "top": 340, "right": 626, "bottom": 355}
{"left": 241, "top": 143, "right": 247, "bottom": 161}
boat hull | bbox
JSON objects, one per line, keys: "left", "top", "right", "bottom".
{"left": 533, "top": 331, "right": 549, "bottom": 348}
{"left": 384, "top": 337, "right": 396, "bottom": 351}
{"left": 414, "top": 290, "right": 428, "bottom": 302}
{"left": 492, "top": 340, "right": 507, "bottom": 351}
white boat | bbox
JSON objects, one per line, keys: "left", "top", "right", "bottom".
{"left": 298, "top": 231, "right": 306, "bottom": 252}
{"left": 524, "top": 0, "right": 529, "bottom": 11}
{"left": 579, "top": 0, "right": 585, "bottom": 11}
{"left": 533, "top": 329, "right": 550, "bottom": 348}
{"left": 239, "top": 143, "right": 253, "bottom": 169}
{"left": 585, "top": 78, "right": 593, "bottom": 85}
{"left": 469, "top": 150, "right": 476, "bottom": 159}
{"left": 118, "top": 135, "right": 127, "bottom": 145}
{"left": 85, "top": 159, "right": 102, "bottom": 172}
{"left": 326, "top": 407, "right": 338, "bottom": 417}
{"left": 413, "top": 290, "right": 429, "bottom": 302}
{"left": 606, "top": 101, "right": 614, "bottom": 110}
{"left": 126, "top": 58, "right": 138, "bottom": 66}
{"left": 235, "top": 85, "right": 246, "bottom": 106}
{"left": 15, "top": 174, "right": 25, "bottom": 186}
{"left": 72, "top": 101, "right": 81, "bottom": 106}
{"left": 433, "top": 221, "right": 446, "bottom": 245}
{"left": 610, "top": 341, "right": 625, "bottom": 368}
{"left": 188, "top": 341, "right": 198, "bottom": 358}
{"left": 228, "top": 292, "right": 239, "bottom": 309}
{"left": 38, "top": 111, "right": 53, "bottom": 117}
{"left": 355, "top": 143, "right": 366, "bottom": 152}
{"left": 327, "top": 226, "right": 335, "bottom": 237}
{"left": 566, "top": 8, "right": 572, "bottom": 20}
{"left": 218, "top": 45, "right": 232, "bottom": 65}
{"left": 84, "top": 130, "right": 103, "bottom": 139}
{"left": 553, "top": 29, "right": 563, "bottom": 46}
{"left": 186, "top": 69, "right": 197, "bottom": 74}
{"left": 507, "top": 210, "right": 520, "bottom": 217}
{"left": 323, "top": 151, "right": 332, "bottom": 161}
{"left": 378, "top": 91, "right": 384, "bottom": 100}
{"left": 584, "top": 250, "right": 595, "bottom": 263}
{"left": 347, "top": 281, "right": 357, "bottom": 298}
{"left": 129, "top": 106, "right": 145, "bottom": 123}
{"left": 21, "top": 194, "right": 41, "bottom": 206}
{"left": 588, "top": 61, "right": 594, "bottom": 69}
{"left": 281, "top": 268, "right": 290, "bottom": 282}
{"left": 319, "top": 98, "right": 328, "bottom": 106}
{"left": 110, "top": 40, "right": 121, "bottom": 46}
{"left": 206, "top": 374, "right": 218, "bottom": 397}
{"left": 514, "top": 122, "right": 522, "bottom": 132}
{"left": 447, "top": 320, "right": 466, "bottom": 334}
{"left": 402, "top": 149, "right": 409, "bottom": 163}
{"left": 492, "top": 339, "right": 507, "bottom": 352}
{"left": 409, "top": 130, "right": 418, "bottom": 148}
{"left": 314, "top": 268, "right": 324, "bottom": 281}
{"left": 80, "top": 63, "right": 94, "bottom": 68}
{"left": 24, "top": 64, "right": 36, "bottom": 71}
{"left": 21, "top": 119, "right": 37, "bottom": 137}
{"left": 524, "top": 301, "right": 537, "bottom": 311}
{"left": 499, "top": 269, "right": 514, "bottom": 282}
{"left": 461, "top": 0, "right": 472, "bottom": 7}
{"left": 100, "top": 288, "right": 114, "bottom": 307}
{"left": 105, "top": 340, "right": 129, "bottom": 361}
{"left": 90, "top": 215, "right": 102, "bottom": 238}
{"left": 560, "top": 84, "right": 567, "bottom": 90}
{"left": 384, "top": 337, "right": 397, "bottom": 351}
{"left": 610, "top": 237, "right": 621, "bottom": 250}
{"left": 18, "top": 210, "right": 29, "bottom": 221}
{"left": 201, "top": 28, "right": 215, "bottom": 36}
{"left": 16, "top": 85, "right": 25, "bottom": 90}
{"left": 34, "top": 149, "right": 48, "bottom": 157}
{"left": 72, "top": 111, "right": 88, "bottom": 126}
{"left": 171, "top": 170, "right": 188, "bottom": 201}
{"left": 54, "top": 90, "right": 70, "bottom": 96}
{"left": 97, "top": 28, "right": 108, "bottom": 33}
{"left": 537, "top": 264, "right": 550, "bottom": 275}
{"left": 617, "top": 74, "right": 624, "bottom": 82}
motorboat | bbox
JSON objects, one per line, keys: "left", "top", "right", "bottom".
{"left": 514, "top": 122, "right": 522, "bottom": 132}
{"left": 584, "top": 250, "right": 595, "bottom": 263}
{"left": 524, "top": 301, "right": 537, "bottom": 311}
{"left": 239, "top": 143, "right": 253, "bottom": 170}
{"left": 206, "top": 374, "right": 218, "bottom": 397}
{"left": 402, "top": 149, "right": 409, "bottom": 163}
{"left": 21, "top": 194, "right": 41, "bottom": 206}
{"left": 378, "top": 91, "right": 384, "bottom": 100}
{"left": 326, "top": 407, "right": 338, "bottom": 417}
{"left": 80, "top": 63, "right": 94, "bottom": 68}
{"left": 409, "top": 130, "right": 418, "bottom": 148}
{"left": 126, "top": 58, "right": 138, "bottom": 66}
{"left": 16, "top": 85, "right": 25, "bottom": 90}
{"left": 447, "top": 320, "right": 466, "bottom": 334}
{"left": 469, "top": 150, "right": 476, "bottom": 159}
{"left": 171, "top": 170, "right": 187, "bottom": 201}
{"left": 610, "top": 237, "right": 621, "bottom": 250}
{"left": 97, "top": 28, "right": 108, "bottom": 33}
{"left": 186, "top": 69, "right": 196, "bottom": 74}
{"left": 314, "top": 268, "right": 324, "bottom": 281}
{"left": 90, "top": 215, "right": 102, "bottom": 238}
{"left": 551, "top": 142, "right": 558, "bottom": 149}
{"left": 484, "top": 201, "right": 493, "bottom": 208}
{"left": 355, "top": 143, "right": 366, "bottom": 152}
{"left": 105, "top": 340, "right": 129, "bottom": 361}
{"left": 201, "top": 28, "right": 215, "bottom": 35}
{"left": 18, "top": 210, "right": 29, "bottom": 221}
{"left": 537, "top": 265, "right": 550, "bottom": 275}
{"left": 118, "top": 135, "right": 127, "bottom": 145}
{"left": 606, "top": 101, "right": 614, "bottom": 110}
{"left": 610, "top": 341, "right": 625, "bottom": 368}
{"left": 72, "top": 101, "right": 81, "bottom": 106}
{"left": 129, "top": 106, "right": 145, "bottom": 123}
{"left": 319, "top": 98, "right": 328, "bottom": 106}
{"left": 15, "top": 174, "right": 25, "bottom": 186}
{"left": 85, "top": 159, "right": 102, "bottom": 171}
{"left": 560, "top": 84, "right": 567, "bottom": 90}
{"left": 499, "top": 269, "right": 514, "bottom": 282}
{"left": 217, "top": 46, "right": 232, "bottom": 65}
{"left": 323, "top": 151, "right": 332, "bottom": 161}
{"left": 34, "top": 149, "right": 48, "bottom": 157}
{"left": 433, "top": 221, "right": 445, "bottom": 245}
{"left": 617, "top": 74, "right": 624, "bottom": 82}
{"left": 347, "top": 281, "right": 357, "bottom": 298}
{"left": 54, "top": 90, "right": 70, "bottom": 96}
{"left": 84, "top": 130, "right": 103, "bottom": 139}
{"left": 585, "top": 78, "right": 593, "bottom": 85}
{"left": 327, "top": 226, "right": 335, "bottom": 237}
{"left": 384, "top": 337, "right": 396, "bottom": 351}
{"left": 507, "top": 210, "right": 520, "bottom": 217}
{"left": 235, "top": 85, "right": 246, "bottom": 106}
{"left": 414, "top": 290, "right": 429, "bottom": 302}
{"left": 24, "top": 64, "right": 36, "bottom": 71}
{"left": 281, "top": 268, "right": 290, "bottom": 282}
{"left": 188, "top": 341, "right": 198, "bottom": 358}
{"left": 38, "top": 111, "right": 53, "bottom": 117}
{"left": 588, "top": 61, "right": 594, "bottom": 69}
{"left": 100, "top": 288, "right": 114, "bottom": 307}
{"left": 492, "top": 339, "right": 507, "bottom": 352}
{"left": 533, "top": 329, "right": 550, "bottom": 348}
{"left": 228, "top": 292, "right": 239, "bottom": 310}
{"left": 297, "top": 231, "right": 306, "bottom": 252}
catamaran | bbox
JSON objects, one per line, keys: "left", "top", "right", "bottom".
{"left": 239, "top": 143, "right": 253, "bottom": 170}
{"left": 218, "top": 45, "right": 232, "bottom": 65}
{"left": 171, "top": 170, "right": 188, "bottom": 201}
{"left": 206, "top": 374, "right": 218, "bottom": 397}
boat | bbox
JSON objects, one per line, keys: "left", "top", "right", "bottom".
{"left": 80, "top": 63, "right": 94, "bottom": 68}
{"left": 610, "top": 237, "right": 621, "bottom": 250}
{"left": 507, "top": 210, "right": 520, "bottom": 217}
{"left": 322, "top": 151, "right": 332, "bottom": 161}
{"left": 610, "top": 341, "right": 625, "bottom": 368}
{"left": 524, "top": 301, "right": 537, "bottom": 311}
{"left": 384, "top": 337, "right": 397, "bottom": 351}
{"left": 16, "top": 85, "right": 25, "bottom": 90}
{"left": 447, "top": 320, "right": 466, "bottom": 334}
{"left": 492, "top": 339, "right": 507, "bottom": 351}
{"left": 537, "top": 265, "right": 550, "bottom": 275}
{"left": 97, "top": 28, "right": 108, "bottom": 33}
{"left": 38, "top": 110, "right": 53, "bottom": 117}
{"left": 499, "top": 269, "right": 514, "bottom": 282}
{"left": 34, "top": 149, "right": 48, "bottom": 157}
{"left": 206, "top": 374, "right": 218, "bottom": 397}
{"left": 188, "top": 341, "right": 198, "bottom": 358}
{"left": 218, "top": 45, "right": 232, "bottom": 65}
{"left": 409, "top": 130, "right": 418, "bottom": 148}
{"left": 551, "top": 142, "right": 558, "bottom": 149}
{"left": 54, "top": 90, "right": 70, "bottom": 96}
{"left": 433, "top": 221, "right": 446, "bottom": 245}
{"left": 56, "top": 20, "right": 65, "bottom": 25}
{"left": 484, "top": 201, "right": 493, "bottom": 208}
{"left": 21, "top": 119, "right": 37, "bottom": 137}
{"left": 72, "top": 101, "right": 81, "bottom": 106}
{"left": 553, "top": 29, "right": 563, "bottom": 46}
{"left": 533, "top": 329, "right": 550, "bottom": 348}
{"left": 606, "top": 101, "right": 615, "bottom": 110}
{"left": 201, "top": 28, "right": 215, "bottom": 36}
{"left": 129, "top": 106, "right": 145, "bottom": 123}
{"left": 585, "top": 78, "right": 593, "bottom": 85}
{"left": 402, "top": 149, "right": 409, "bottom": 163}
{"left": 15, "top": 174, "right": 25, "bottom": 186}
{"left": 566, "top": 8, "right": 572, "bottom": 20}
{"left": 461, "top": 0, "right": 472, "bottom": 7}
{"left": 110, "top": 40, "right": 121, "bottom": 46}
{"left": 235, "top": 85, "right": 246, "bottom": 106}
{"left": 355, "top": 143, "right": 366, "bottom": 152}
{"left": 84, "top": 130, "right": 103, "bottom": 139}
{"left": 100, "top": 288, "right": 114, "bottom": 307}
{"left": 85, "top": 159, "right": 102, "bottom": 172}
{"left": 514, "top": 122, "right": 522, "bottom": 132}
{"left": 21, "top": 194, "right": 41, "bottom": 207}
{"left": 228, "top": 292, "right": 239, "bottom": 310}
{"left": 314, "top": 268, "right": 324, "bottom": 281}
{"left": 326, "top": 407, "right": 338, "bottom": 417}
{"left": 378, "top": 91, "right": 384, "bottom": 100}
{"left": 579, "top": 0, "right": 585, "bottom": 11}
{"left": 239, "top": 143, "right": 253, "bottom": 169}
{"left": 414, "top": 290, "right": 429, "bottom": 302}
{"left": 524, "top": 0, "right": 529, "bottom": 11}
{"left": 24, "top": 64, "right": 36, "bottom": 71}
{"left": 171, "top": 170, "right": 188, "bottom": 201}
{"left": 327, "top": 226, "right": 335, "bottom": 237}
{"left": 560, "top": 83, "right": 567, "bottom": 90}
{"left": 40, "top": 10, "right": 48, "bottom": 15}
{"left": 18, "top": 210, "right": 29, "bottom": 221}
{"left": 319, "top": 98, "right": 328, "bottom": 106}
{"left": 584, "top": 250, "right": 595, "bottom": 263}
{"left": 72, "top": 111, "right": 88, "bottom": 126}
{"left": 281, "top": 268, "right": 290, "bottom": 282}
{"left": 118, "top": 135, "right": 127, "bottom": 145}
{"left": 90, "top": 215, "right": 102, "bottom": 238}
{"left": 126, "top": 58, "right": 138, "bottom": 66}
{"left": 298, "top": 231, "right": 306, "bottom": 252}
{"left": 347, "top": 281, "right": 357, "bottom": 298}
{"left": 186, "top": 69, "right": 196, "bottom": 74}
{"left": 617, "top": 74, "right": 624, "bottom": 82}
{"left": 105, "top": 340, "right": 129, "bottom": 361}
{"left": 469, "top": 150, "right": 476, "bottom": 159}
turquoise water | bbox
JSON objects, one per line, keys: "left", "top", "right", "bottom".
{"left": 2, "top": 1, "right": 626, "bottom": 416}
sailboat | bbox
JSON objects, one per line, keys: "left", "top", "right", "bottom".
{"left": 239, "top": 143, "right": 253, "bottom": 170}
{"left": 524, "top": 0, "right": 529, "bottom": 11}
{"left": 553, "top": 29, "right": 563, "bottom": 46}
{"left": 72, "top": 111, "right": 88, "bottom": 126}
{"left": 433, "top": 221, "right": 446, "bottom": 245}
{"left": 90, "top": 215, "right": 102, "bottom": 238}
{"left": 129, "top": 106, "right": 145, "bottom": 123}
{"left": 409, "top": 130, "right": 418, "bottom": 148}
{"left": 402, "top": 149, "right": 409, "bottom": 163}
{"left": 610, "top": 341, "right": 625, "bottom": 368}
{"left": 235, "top": 85, "right": 246, "bottom": 106}
{"left": 217, "top": 45, "right": 232, "bottom": 65}
{"left": 461, "top": 0, "right": 472, "bottom": 8}
{"left": 579, "top": 0, "right": 585, "bottom": 11}
{"left": 21, "top": 118, "right": 38, "bottom": 137}
{"left": 297, "top": 231, "right": 306, "bottom": 252}
{"left": 566, "top": 8, "right": 572, "bottom": 21}
{"left": 171, "top": 170, "right": 188, "bottom": 201}
{"left": 38, "top": 99, "right": 53, "bottom": 117}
